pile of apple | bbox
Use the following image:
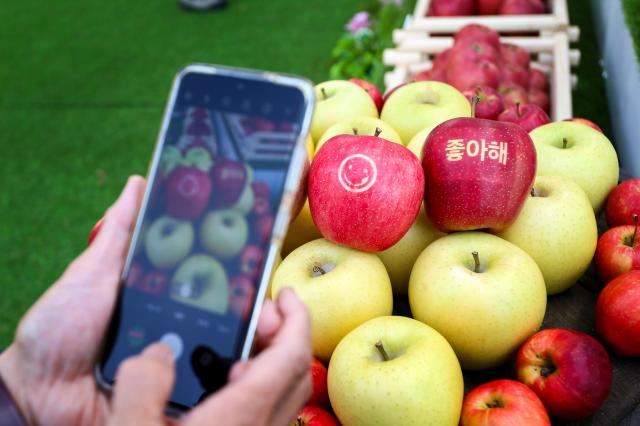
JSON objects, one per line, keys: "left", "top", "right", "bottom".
{"left": 272, "top": 72, "right": 640, "bottom": 425}
{"left": 412, "top": 24, "right": 551, "bottom": 134}
{"left": 428, "top": 0, "right": 547, "bottom": 16}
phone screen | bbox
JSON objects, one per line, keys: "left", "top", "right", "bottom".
{"left": 98, "top": 69, "right": 308, "bottom": 409}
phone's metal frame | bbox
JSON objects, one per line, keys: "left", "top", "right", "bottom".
{"left": 94, "top": 63, "right": 315, "bottom": 415}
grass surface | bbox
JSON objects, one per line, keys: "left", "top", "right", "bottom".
{"left": 0, "top": 0, "right": 613, "bottom": 347}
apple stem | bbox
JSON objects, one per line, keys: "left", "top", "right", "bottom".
{"left": 633, "top": 214, "right": 639, "bottom": 246}
{"left": 470, "top": 95, "right": 480, "bottom": 118}
{"left": 312, "top": 263, "right": 327, "bottom": 276}
{"left": 374, "top": 127, "right": 382, "bottom": 137}
{"left": 516, "top": 102, "right": 521, "bottom": 118}
{"left": 352, "top": 127, "right": 358, "bottom": 135}
{"left": 375, "top": 340, "right": 391, "bottom": 361}
{"left": 531, "top": 187, "right": 536, "bottom": 197}
{"left": 320, "top": 87, "right": 327, "bottom": 100}
{"left": 296, "top": 416, "right": 304, "bottom": 426}
{"left": 562, "top": 137, "right": 568, "bottom": 149}
{"left": 472, "top": 251, "right": 480, "bottom": 273}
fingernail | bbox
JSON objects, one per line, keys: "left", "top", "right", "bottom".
{"left": 143, "top": 343, "right": 174, "bottom": 363}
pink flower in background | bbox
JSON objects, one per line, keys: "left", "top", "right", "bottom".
{"left": 346, "top": 11, "right": 371, "bottom": 34}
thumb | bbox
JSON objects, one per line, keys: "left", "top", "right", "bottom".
{"left": 109, "top": 343, "right": 175, "bottom": 426}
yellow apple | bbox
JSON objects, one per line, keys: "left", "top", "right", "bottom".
{"left": 407, "top": 125, "right": 437, "bottom": 159}
{"left": 281, "top": 198, "right": 322, "bottom": 256}
{"left": 272, "top": 239, "right": 393, "bottom": 360}
{"left": 317, "top": 116, "right": 403, "bottom": 152}
{"left": 377, "top": 207, "right": 445, "bottom": 294}
{"left": 306, "top": 135, "right": 315, "bottom": 161}
{"left": 409, "top": 232, "right": 546, "bottom": 370}
{"left": 328, "top": 316, "right": 464, "bottom": 426}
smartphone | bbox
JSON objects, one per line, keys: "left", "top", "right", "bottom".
{"left": 95, "top": 64, "right": 314, "bottom": 413}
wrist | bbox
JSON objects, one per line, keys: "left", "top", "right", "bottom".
{"left": 0, "top": 346, "right": 33, "bottom": 425}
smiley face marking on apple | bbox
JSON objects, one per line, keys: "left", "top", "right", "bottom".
{"left": 338, "top": 154, "right": 378, "bottom": 193}
{"left": 177, "top": 173, "right": 201, "bottom": 198}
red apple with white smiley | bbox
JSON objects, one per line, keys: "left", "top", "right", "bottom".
{"left": 165, "top": 166, "right": 212, "bottom": 220}
{"left": 460, "top": 380, "right": 550, "bottom": 426}
{"left": 516, "top": 329, "right": 612, "bottom": 420}
{"left": 308, "top": 135, "right": 424, "bottom": 252}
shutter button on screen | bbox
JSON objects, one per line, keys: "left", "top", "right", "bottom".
{"left": 160, "top": 333, "right": 183, "bottom": 361}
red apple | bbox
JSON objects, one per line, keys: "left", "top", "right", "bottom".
{"left": 454, "top": 24, "right": 501, "bottom": 49}
{"left": 229, "top": 275, "right": 256, "bottom": 320}
{"left": 449, "top": 41, "right": 500, "bottom": 64}
{"left": 499, "top": 43, "right": 531, "bottom": 68}
{"left": 186, "top": 120, "right": 212, "bottom": 136}
{"left": 432, "top": 48, "right": 451, "bottom": 71}
{"left": 308, "top": 358, "right": 330, "bottom": 408}
{"left": 606, "top": 180, "right": 640, "bottom": 227}
{"left": 447, "top": 60, "right": 501, "bottom": 91}
{"left": 528, "top": 68, "right": 549, "bottom": 91}
{"left": 294, "top": 406, "right": 339, "bottom": 426}
{"left": 596, "top": 270, "right": 640, "bottom": 356}
{"left": 460, "top": 379, "right": 551, "bottom": 426}
{"left": 528, "top": 88, "right": 550, "bottom": 113}
{"left": 422, "top": 117, "right": 536, "bottom": 232}
{"left": 428, "top": 0, "right": 474, "bottom": 16}
{"left": 210, "top": 159, "right": 247, "bottom": 208}
{"left": 516, "top": 329, "right": 612, "bottom": 420}
{"left": 139, "top": 271, "right": 168, "bottom": 295}
{"left": 563, "top": 117, "right": 603, "bottom": 133}
{"left": 308, "top": 135, "right": 424, "bottom": 251}
{"left": 498, "top": 103, "right": 550, "bottom": 133}
{"left": 252, "top": 195, "right": 271, "bottom": 216}
{"left": 88, "top": 217, "right": 104, "bottom": 245}
{"left": 477, "top": 0, "right": 504, "bottom": 15}
{"left": 413, "top": 68, "right": 447, "bottom": 83}
{"left": 594, "top": 218, "right": 640, "bottom": 283}
{"left": 500, "top": 64, "right": 529, "bottom": 88}
{"left": 499, "top": 82, "right": 528, "bottom": 109}
{"left": 240, "top": 245, "right": 264, "bottom": 281}
{"left": 349, "top": 79, "right": 384, "bottom": 114}
{"left": 165, "top": 166, "right": 213, "bottom": 220}
{"left": 463, "top": 85, "right": 504, "bottom": 120}
{"left": 126, "top": 262, "right": 144, "bottom": 288}
{"left": 499, "top": 0, "right": 546, "bottom": 14}
{"left": 252, "top": 181, "right": 270, "bottom": 199}
{"left": 278, "top": 121, "right": 295, "bottom": 132}
{"left": 253, "top": 214, "right": 274, "bottom": 243}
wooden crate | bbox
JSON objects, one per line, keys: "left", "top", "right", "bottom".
{"left": 383, "top": 31, "right": 577, "bottom": 120}
{"left": 411, "top": 0, "right": 579, "bottom": 40}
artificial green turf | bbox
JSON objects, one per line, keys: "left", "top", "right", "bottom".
{"left": 0, "top": 0, "right": 369, "bottom": 346}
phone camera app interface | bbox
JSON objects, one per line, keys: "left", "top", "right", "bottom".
{"left": 101, "top": 71, "right": 306, "bottom": 408}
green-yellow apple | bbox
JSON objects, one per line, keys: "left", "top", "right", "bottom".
{"left": 497, "top": 175, "right": 598, "bottom": 294}
{"left": 409, "top": 232, "right": 546, "bottom": 370}
{"left": 380, "top": 81, "right": 471, "bottom": 143}
{"left": 200, "top": 209, "right": 249, "bottom": 259}
{"left": 328, "top": 316, "right": 464, "bottom": 426}
{"left": 171, "top": 254, "right": 228, "bottom": 314}
{"left": 317, "top": 117, "right": 403, "bottom": 151}
{"left": 530, "top": 121, "right": 619, "bottom": 212}
{"left": 282, "top": 198, "right": 322, "bottom": 256}
{"left": 145, "top": 215, "right": 194, "bottom": 269}
{"left": 377, "top": 206, "right": 445, "bottom": 294}
{"left": 271, "top": 238, "right": 392, "bottom": 360}
{"left": 311, "top": 80, "right": 379, "bottom": 141}
{"left": 407, "top": 125, "right": 437, "bottom": 159}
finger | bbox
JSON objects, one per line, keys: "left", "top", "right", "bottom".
{"left": 110, "top": 343, "right": 175, "bottom": 426}
{"left": 268, "top": 371, "right": 312, "bottom": 426}
{"left": 228, "top": 361, "right": 250, "bottom": 383}
{"left": 272, "top": 287, "right": 312, "bottom": 349}
{"left": 255, "top": 299, "right": 281, "bottom": 349}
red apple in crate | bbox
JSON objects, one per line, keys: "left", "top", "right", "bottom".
{"left": 432, "top": 48, "right": 451, "bottom": 71}
{"left": 88, "top": 217, "right": 104, "bottom": 245}
{"left": 517, "top": 329, "right": 612, "bottom": 419}
{"left": 210, "top": 159, "right": 247, "bottom": 208}
{"left": 413, "top": 68, "right": 446, "bottom": 83}
{"left": 463, "top": 85, "right": 503, "bottom": 120}
{"left": 349, "top": 78, "right": 383, "bottom": 114}
{"left": 165, "top": 166, "right": 213, "bottom": 220}
{"left": 606, "top": 179, "right": 640, "bottom": 227}
{"left": 308, "top": 135, "right": 424, "bottom": 252}
{"left": 229, "top": 275, "right": 255, "bottom": 320}
{"left": 454, "top": 24, "right": 501, "bottom": 49}
{"left": 422, "top": 115, "right": 536, "bottom": 232}
{"left": 529, "top": 68, "right": 549, "bottom": 91}
{"left": 500, "top": 64, "right": 529, "bottom": 88}
{"left": 594, "top": 217, "right": 640, "bottom": 283}
{"left": 294, "top": 406, "right": 339, "bottom": 426}
{"left": 428, "top": 0, "right": 474, "bottom": 16}
{"left": 460, "top": 380, "right": 551, "bottom": 426}
{"left": 498, "top": 103, "right": 550, "bottom": 133}
{"left": 499, "top": 43, "right": 531, "bottom": 68}
{"left": 449, "top": 41, "right": 499, "bottom": 64}
{"left": 529, "top": 88, "right": 550, "bottom": 113}
{"left": 240, "top": 244, "right": 264, "bottom": 281}
{"left": 500, "top": 0, "right": 546, "bottom": 14}
{"left": 308, "top": 358, "right": 330, "bottom": 408}
{"left": 499, "top": 82, "right": 528, "bottom": 109}
{"left": 447, "top": 61, "right": 501, "bottom": 91}
{"left": 140, "top": 271, "right": 168, "bottom": 295}
{"left": 564, "top": 117, "right": 603, "bottom": 133}
{"left": 596, "top": 270, "right": 640, "bottom": 356}
{"left": 477, "top": 0, "right": 504, "bottom": 15}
